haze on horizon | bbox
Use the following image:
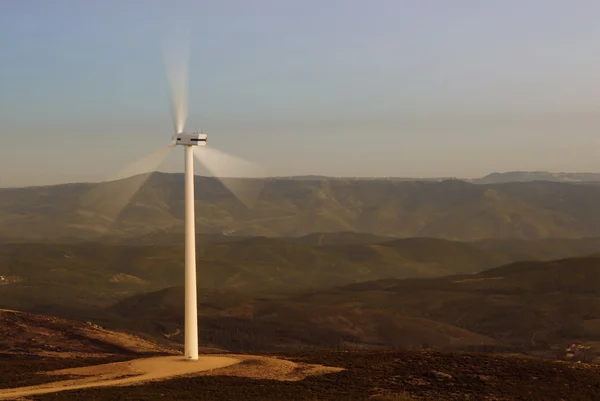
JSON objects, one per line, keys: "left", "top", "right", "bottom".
{"left": 2, "top": 0, "right": 600, "bottom": 187}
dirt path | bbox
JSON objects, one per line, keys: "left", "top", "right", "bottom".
{"left": 198, "top": 354, "right": 343, "bottom": 382}
{"left": 0, "top": 356, "right": 239, "bottom": 400}
{"left": 0, "top": 354, "right": 342, "bottom": 400}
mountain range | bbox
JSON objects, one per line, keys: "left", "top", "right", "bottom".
{"left": 5, "top": 172, "right": 600, "bottom": 240}
{"left": 470, "top": 171, "right": 600, "bottom": 184}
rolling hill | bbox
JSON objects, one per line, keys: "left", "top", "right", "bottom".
{"left": 0, "top": 309, "right": 175, "bottom": 358}
{"left": 5, "top": 228, "right": 600, "bottom": 354}
{"left": 107, "top": 286, "right": 498, "bottom": 352}
{"left": 0, "top": 236, "right": 513, "bottom": 314}
{"left": 6, "top": 234, "right": 600, "bottom": 315}
{"left": 289, "top": 255, "right": 600, "bottom": 351}
{"left": 103, "top": 254, "right": 600, "bottom": 355}
{"left": 5, "top": 173, "right": 600, "bottom": 240}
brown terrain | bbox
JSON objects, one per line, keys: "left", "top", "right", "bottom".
{"left": 8, "top": 175, "right": 600, "bottom": 241}
{"left": 0, "top": 309, "right": 176, "bottom": 358}
{"left": 2, "top": 309, "right": 600, "bottom": 400}
{"left": 0, "top": 355, "right": 343, "bottom": 400}
{"left": 0, "top": 310, "right": 342, "bottom": 400}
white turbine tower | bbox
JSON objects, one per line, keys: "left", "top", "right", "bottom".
{"left": 88, "top": 30, "right": 265, "bottom": 361}
{"left": 164, "top": 38, "right": 264, "bottom": 361}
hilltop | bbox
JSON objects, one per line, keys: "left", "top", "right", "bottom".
{"left": 0, "top": 310, "right": 340, "bottom": 401}
{"left": 2, "top": 308, "right": 599, "bottom": 400}
{"left": 10, "top": 349, "right": 600, "bottom": 400}
{"left": 0, "top": 309, "right": 175, "bottom": 359}
{"left": 5, "top": 173, "right": 600, "bottom": 240}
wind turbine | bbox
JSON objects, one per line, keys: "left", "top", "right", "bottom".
{"left": 87, "top": 32, "right": 265, "bottom": 361}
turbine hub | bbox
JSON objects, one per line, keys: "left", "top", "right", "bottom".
{"left": 174, "top": 132, "right": 207, "bottom": 146}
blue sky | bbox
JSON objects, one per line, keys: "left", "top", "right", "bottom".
{"left": 2, "top": 0, "right": 600, "bottom": 186}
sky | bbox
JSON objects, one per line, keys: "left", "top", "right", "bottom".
{"left": 3, "top": 1, "right": 600, "bottom": 187}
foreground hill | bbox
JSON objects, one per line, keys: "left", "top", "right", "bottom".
{"left": 296, "top": 255, "right": 600, "bottom": 352}
{"left": 5, "top": 348, "right": 600, "bottom": 400}
{"left": 5, "top": 173, "right": 600, "bottom": 240}
{"left": 108, "top": 286, "right": 497, "bottom": 352}
{"left": 0, "top": 309, "right": 174, "bottom": 359}
{"left": 104, "top": 255, "right": 600, "bottom": 356}
{"left": 6, "top": 350, "right": 600, "bottom": 400}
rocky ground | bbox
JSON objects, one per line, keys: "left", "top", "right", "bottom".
{"left": 0, "top": 351, "right": 598, "bottom": 400}
{"left": 2, "top": 309, "right": 600, "bottom": 400}
{"left": 0, "top": 309, "right": 176, "bottom": 358}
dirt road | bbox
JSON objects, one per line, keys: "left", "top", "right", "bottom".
{"left": 0, "top": 355, "right": 239, "bottom": 400}
{"left": 0, "top": 354, "right": 342, "bottom": 400}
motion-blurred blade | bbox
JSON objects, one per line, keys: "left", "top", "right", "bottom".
{"left": 81, "top": 144, "right": 175, "bottom": 230}
{"left": 194, "top": 146, "right": 266, "bottom": 209}
{"left": 113, "top": 144, "right": 175, "bottom": 181}
{"left": 162, "top": 26, "right": 190, "bottom": 134}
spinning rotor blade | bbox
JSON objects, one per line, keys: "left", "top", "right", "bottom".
{"left": 162, "top": 26, "right": 190, "bottom": 134}
{"left": 113, "top": 144, "right": 175, "bottom": 181}
{"left": 81, "top": 144, "right": 175, "bottom": 228}
{"left": 194, "top": 146, "right": 266, "bottom": 209}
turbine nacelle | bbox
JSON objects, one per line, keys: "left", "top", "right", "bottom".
{"left": 174, "top": 132, "right": 207, "bottom": 146}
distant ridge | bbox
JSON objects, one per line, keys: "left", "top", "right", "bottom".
{"left": 6, "top": 170, "right": 600, "bottom": 190}
{"left": 470, "top": 171, "right": 600, "bottom": 184}
{"left": 5, "top": 172, "right": 600, "bottom": 240}
{"left": 265, "top": 175, "right": 451, "bottom": 182}
{"left": 268, "top": 171, "right": 600, "bottom": 184}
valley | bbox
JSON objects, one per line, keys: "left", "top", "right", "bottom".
{"left": 4, "top": 179, "right": 600, "bottom": 399}
{"left": 4, "top": 231, "right": 600, "bottom": 359}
